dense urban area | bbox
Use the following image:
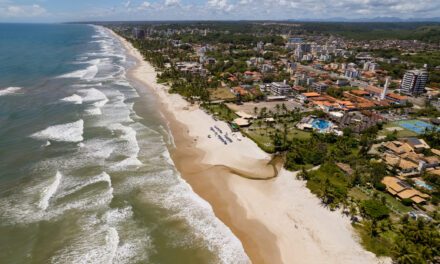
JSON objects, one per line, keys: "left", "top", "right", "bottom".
{"left": 105, "top": 21, "right": 440, "bottom": 263}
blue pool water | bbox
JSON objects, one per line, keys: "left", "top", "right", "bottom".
{"left": 415, "top": 181, "right": 434, "bottom": 191}
{"left": 312, "top": 119, "right": 332, "bottom": 130}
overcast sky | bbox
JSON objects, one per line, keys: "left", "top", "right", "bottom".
{"left": 0, "top": 0, "right": 439, "bottom": 22}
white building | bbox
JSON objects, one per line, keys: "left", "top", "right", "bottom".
{"left": 312, "top": 82, "right": 329, "bottom": 94}
{"left": 401, "top": 70, "right": 428, "bottom": 95}
{"left": 271, "top": 81, "right": 292, "bottom": 95}
{"left": 363, "top": 61, "right": 379, "bottom": 73}
{"left": 344, "top": 69, "right": 361, "bottom": 79}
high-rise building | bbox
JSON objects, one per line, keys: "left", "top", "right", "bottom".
{"left": 401, "top": 70, "right": 428, "bottom": 95}
{"left": 256, "top": 41, "right": 265, "bottom": 52}
{"left": 132, "top": 28, "right": 145, "bottom": 39}
{"left": 344, "top": 69, "right": 361, "bottom": 79}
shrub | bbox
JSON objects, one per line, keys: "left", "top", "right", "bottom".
{"left": 401, "top": 198, "right": 413, "bottom": 206}
{"left": 361, "top": 200, "right": 390, "bottom": 220}
{"left": 375, "top": 182, "right": 387, "bottom": 192}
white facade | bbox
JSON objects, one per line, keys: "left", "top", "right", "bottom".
{"left": 401, "top": 70, "right": 428, "bottom": 95}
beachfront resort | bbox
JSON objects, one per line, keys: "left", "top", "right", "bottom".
{"left": 109, "top": 21, "right": 440, "bottom": 263}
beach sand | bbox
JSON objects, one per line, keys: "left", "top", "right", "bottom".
{"left": 109, "top": 29, "right": 390, "bottom": 264}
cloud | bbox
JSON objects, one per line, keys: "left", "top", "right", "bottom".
{"left": 239, "top": 0, "right": 253, "bottom": 4}
{"left": 138, "top": 1, "right": 151, "bottom": 9}
{"left": 165, "top": 0, "right": 180, "bottom": 6}
{"left": 207, "top": 0, "right": 234, "bottom": 11}
{"left": 0, "top": 4, "right": 47, "bottom": 17}
{"left": 8, "top": 0, "right": 439, "bottom": 22}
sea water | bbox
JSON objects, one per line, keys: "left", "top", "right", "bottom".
{"left": 0, "top": 23, "right": 249, "bottom": 264}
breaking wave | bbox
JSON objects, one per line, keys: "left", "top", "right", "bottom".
{"left": 30, "top": 120, "right": 84, "bottom": 143}
{"left": 0, "top": 86, "right": 21, "bottom": 96}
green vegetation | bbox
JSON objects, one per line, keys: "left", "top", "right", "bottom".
{"left": 109, "top": 21, "right": 440, "bottom": 263}
{"left": 361, "top": 200, "right": 390, "bottom": 220}
{"left": 298, "top": 22, "right": 440, "bottom": 43}
{"left": 303, "top": 163, "right": 348, "bottom": 206}
{"left": 369, "top": 50, "right": 440, "bottom": 86}
{"left": 378, "top": 123, "right": 418, "bottom": 138}
{"left": 202, "top": 103, "right": 237, "bottom": 121}
{"left": 356, "top": 216, "right": 440, "bottom": 261}
{"left": 207, "top": 87, "right": 235, "bottom": 100}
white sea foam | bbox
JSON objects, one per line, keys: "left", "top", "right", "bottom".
{"left": 80, "top": 139, "right": 115, "bottom": 159}
{"left": 50, "top": 226, "right": 119, "bottom": 264}
{"left": 30, "top": 120, "right": 84, "bottom": 142}
{"left": 85, "top": 107, "right": 102, "bottom": 116}
{"left": 78, "top": 88, "right": 109, "bottom": 106}
{"left": 112, "top": 157, "right": 142, "bottom": 170}
{"left": 72, "top": 83, "right": 102, "bottom": 88}
{"left": 38, "top": 171, "right": 62, "bottom": 210}
{"left": 59, "top": 64, "right": 99, "bottom": 80}
{"left": 146, "top": 169, "right": 251, "bottom": 264}
{"left": 57, "top": 172, "right": 111, "bottom": 199}
{"left": 61, "top": 94, "right": 83, "bottom": 104}
{"left": 0, "top": 86, "right": 21, "bottom": 96}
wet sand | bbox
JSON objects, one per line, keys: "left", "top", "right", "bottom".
{"left": 109, "top": 28, "right": 390, "bottom": 264}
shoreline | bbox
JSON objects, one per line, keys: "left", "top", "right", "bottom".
{"left": 109, "top": 29, "right": 389, "bottom": 264}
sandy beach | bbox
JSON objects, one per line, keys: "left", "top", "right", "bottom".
{"left": 109, "top": 29, "right": 390, "bottom": 264}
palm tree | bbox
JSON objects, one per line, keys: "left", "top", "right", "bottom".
{"left": 282, "top": 103, "right": 288, "bottom": 115}
{"left": 282, "top": 123, "right": 288, "bottom": 149}
{"left": 275, "top": 104, "right": 281, "bottom": 116}
{"left": 349, "top": 204, "right": 357, "bottom": 221}
{"left": 391, "top": 239, "right": 419, "bottom": 264}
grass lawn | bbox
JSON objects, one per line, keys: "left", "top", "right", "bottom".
{"left": 305, "top": 163, "right": 348, "bottom": 202}
{"left": 381, "top": 192, "right": 412, "bottom": 214}
{"left": 378, "top": 123, "right": 418, "bottom": 138}
{"left": 245, "top": 125, "right": 311, "bottom": 151}
{"left": 351, "top": 186, "right": 412, "bottom": 215}
{"left": 288, "top": 128, "right": 311, "bottom": 139}
{"left": 208, "top": 87, "right": 236, "bottom": 100}
{"left": 246, "top": 128, "right": 273, "bottom": 146}
{"left": 349, "top": 187, "right": 371, "bottom": 201}
{"left": 204, "top": 103, "right": 237, "bottom": 121}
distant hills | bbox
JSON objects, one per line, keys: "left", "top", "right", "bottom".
{"left": 287, "top": 17, "right": 440, "bottom": 23}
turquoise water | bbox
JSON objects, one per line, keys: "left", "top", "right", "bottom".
{"left": 0, "top": 24, "right": 248, "bottom": 264}
{"left": 312, "top": 119, "right": 332, "bottom": 132}
{"left": 415, "top": 181, "right": 433, "bottom": 191}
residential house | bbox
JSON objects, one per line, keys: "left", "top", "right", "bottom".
{"left": 403, "top": 138, "right": 430, "bottom": 153}
{"left": 386, "top": 93, "right": 408, "bottom": 104}
{"left": 382, "top": 176, "right": 430, "bottom": 204}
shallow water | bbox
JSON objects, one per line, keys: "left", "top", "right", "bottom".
{"left": 0, "top": 23, "right": 249, "bottom": 264}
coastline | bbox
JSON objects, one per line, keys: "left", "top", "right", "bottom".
{"left": 109, "top": 29, "right": 389, "bottom": 264}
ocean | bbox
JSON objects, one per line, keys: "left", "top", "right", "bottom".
{"left": 0, "top": 23, "right": 249, "bottom": 264}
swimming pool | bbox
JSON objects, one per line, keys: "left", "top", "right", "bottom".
{"left": 312, "top": 119, "right": 332, "bottom": 131}
{"left": 415, "top": 181, "right": 434, "bottom": 191}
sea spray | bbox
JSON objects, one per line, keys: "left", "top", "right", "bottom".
{"left": 38, "top": 171, "right": 62, "bottom": 210}
{"left": 0, "top": 23, "right": 250, "bottom": 264}
{"left": 30, "top": 120, "right": 84, "bottom": 143}
{"left": 0, "top": 86, "right": 21, "bottom": 96}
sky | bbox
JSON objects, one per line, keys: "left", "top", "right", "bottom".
{"left": 0, "top": 0, "right": 439, "bottom": 22}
